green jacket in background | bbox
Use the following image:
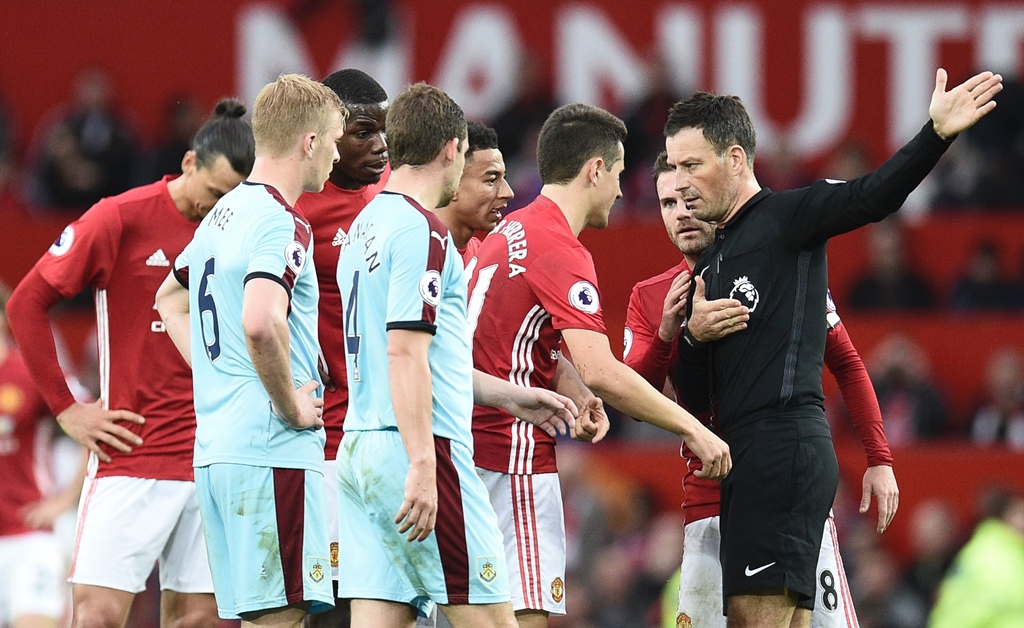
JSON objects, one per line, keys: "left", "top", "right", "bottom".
{"left": 929, "top": 519, "right": 1024, "bottom": 628}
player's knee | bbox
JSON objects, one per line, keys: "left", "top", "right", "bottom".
{"left": 306, "top": 603, "right": 351, "bottom": 628}
{"left": 160, "top": 593, "right": 219, "bottom": 628}
{"left": 71, "top": 598, "right": 132, "bottom": 628}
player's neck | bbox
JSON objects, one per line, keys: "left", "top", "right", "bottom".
{"left": 539, "top": 184, "right": 588, "bottom": 237}
{"left": 683, "top": 253, "right": 699, "bottom": 269}
{"left": 384, "top": 165, "right": 446, "bottom": 212}
{"left": 165, "top": 175, "right": 201, "bottom": 222}
{"left": 433, "top": 207, "right": 473, "bottom": 249}
{"left": 247, "top": 157, "right": 305, "bottom": 207}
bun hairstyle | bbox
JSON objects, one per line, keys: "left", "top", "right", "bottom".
{"left": 194, "top": 98, "right": 255, "bottom": 175}
{"left": 213, "top": 98, "right": 247, "bottom": 119}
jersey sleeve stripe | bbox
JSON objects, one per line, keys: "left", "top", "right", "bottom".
{"left": 173, "top": 266, "right": 189, "bottom": 288}
{"left": 244, "top": 271, "right": 293, "bottom": 302}
{"left": 385, "top": 320, "right": 437, "bottom": 335}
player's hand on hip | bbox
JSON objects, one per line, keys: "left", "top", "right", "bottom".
{"left": 688, "top": 276, "right": 748, "bottom": 342}
{"left": 286, "top": 380, "right": 324, "bottom": 430}
{"left": 658, "top": 269, "right": 691, "bottom": 343}
{"left": 510, "top": 388, "right": 578, "bottom": 438}
{"left": 861, "top": 465, "right": 899, "bottom": 534}
{"left": 930, "top": 68, "right": 1003, "bottom": 139}
{"left": 396, "top": 461, "right": 438, "bottom": 542}
{"left": 56, "top": 400, "right": 145, "bottom": 463}
{"left": 688, "top": 425, "right": 731, "bottom": 480}
{"left": 572, "top": 396, "right": 610, "bottom": 443}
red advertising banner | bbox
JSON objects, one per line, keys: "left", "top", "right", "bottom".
{"left": 2, "top": 0, "right": 1021, "bottom": 163}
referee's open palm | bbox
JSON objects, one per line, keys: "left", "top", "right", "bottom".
{"left": 929, "top": 68, "right": 1003, "bottom": 140}
{"left": 688, "top": 424, "right": 732, "bottom": 480}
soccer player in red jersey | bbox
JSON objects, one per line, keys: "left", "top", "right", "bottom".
{"left": 6, "top": 100, "right": 254, "bottom": 628}
{"left": 295, "top": 70, "right": 388, "bottom": 627}
{"left": 626, "top": 153, "right": 899, "bottom": 628}
{"left": 0, "top": 288, "right": 85, "bottom": 628}
{"left": 467, "top": 104, "right": 729, "bottom": 628}
{"left": 434, "top": 121, "right": 513, "bottom": 265}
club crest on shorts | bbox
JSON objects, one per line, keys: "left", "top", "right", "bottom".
{"left": 729, "top": 276, "right": 760, "bottom": 312}
{"left": 676, "top": 612, "right": 692, "bottom": 628}
{"left": 419, "top": 270, "right": 441, "bottom": 307}
{"left": 307, "top": 556, "right": 326, "bottom": 583}
{"left": 568, "top": 280, "right": 600, "bottom": 314}
{"left": 476, "top": 556, "right": 498, "bottom": 583}
{"left": 330, "top": 542, "right": 339, "bottom": 568}
{"left": 550, "top": 576, "right": 565, "bottom": 603}
{"left": 49, "top": 225, "right": 75, "bottom": 256}
{"left": 284, "top": 241, "right": 306, "bottom": 274}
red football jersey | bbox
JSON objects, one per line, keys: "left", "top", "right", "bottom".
{"left": 34, "top": 177, "right": 197, "bottom": 481}
{"left": 297, "top": 176, "right": 386, "bottom": 460}
{"left": 459, "top": 236, "right": 482, "bottom": 267}
{"left": 624, "top": 259, "right": 719, "bottom": 522}
{"left": 0, "top": 349, "right": 51, "bottom": 537}
{"left": 626, "top": 265, "right": 892, "bottom": 523}
{"left": 469, "top": 196, "right": 605, "bottom": 474}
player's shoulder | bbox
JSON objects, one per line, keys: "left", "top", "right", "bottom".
{"left": 82, "top": 179, "right": 169, "bottom": 222}
{"left": 634, "top": 261, "right": 688, "bottom": 294}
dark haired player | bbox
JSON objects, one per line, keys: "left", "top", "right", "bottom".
{"left": 468, "top": 103, "right": 729, "bottom": 628}
{"left": 7, "top": 100, "right": 255, "bottom": 628}
{"left": 296, "top": 67, "right": 389, "bottom": 628}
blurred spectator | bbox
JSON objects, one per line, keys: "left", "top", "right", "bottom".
{"left": 890, "top": 500, "right": 961, "bottom": 627}
{"left": 969, "top": 348, "right": 1024, "bottom": 449}
{"left": 27, "top": 66, "right": 143, "bottom": 209}
{"left": 848, "top": 219, "right": 936, "bottom": 311}
{"left": 491, "top": 51, "right": 554, "bottom": 212}
{"left": 0, "top": 94, "right": 16, "bottom": 200}
{"left": 868, "top": 333, "right": 948, "bottom": 444}
{"left": 758, "top": 139, "right": 813, "bottom": 193}
{"left": 149, "top": 94, "right": 203, "bottom": 181}
{"left": 949, "top": 240, "right": 1019, "bottom": 311}
{"left": 929, "top": 486, "right": 1024, "bottom": 627}
{"left": 822, "top": 140, "right": 873, "bottom": 181}
{"left": 620, "top": 57, "right": 678, "bottom": 213}
{"left": 931, "top": 77, "right": 1024, "bottom": 210}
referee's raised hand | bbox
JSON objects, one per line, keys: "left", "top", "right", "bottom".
{"left": 930, "top": 68, "right": 1003, "bottom": 140}
{"left": 688, "top": 276, "right": 749, "bottom": 342}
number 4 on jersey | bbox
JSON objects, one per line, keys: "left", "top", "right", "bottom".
{"left": 345, "top": 269, "right": 362, "bottom": 381}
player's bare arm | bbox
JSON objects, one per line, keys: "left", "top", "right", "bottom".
{"left": 659, "top": 268, "right": 692, "bottom": 343}
{"left": 561, "top": 327, "right": 731, "bottom": 479}
{"left": 930, "top": 68, "right": 1003, "bottom": 140}
{"left": 551, "top": 356, "right": 609, "bottom": 443}
{"left": 242, "top": 278, "right": 324, "bottom": 430}
{"left": 156, "top": 272, "right": 193, "bottom": 366}
{"left": 686, "top": 275, "right": 749, "bottom": 342}
{"left": 56, "top": 401, "right": 145, "bottom": 463}
{"left": 471, "top": 369, "right": 578, "bottom": 438}
{"left": 388, "top": 329, "right": 438, "bottom": 543}
{"left": 862, "top": 465, "right": 899, "bottom": 534}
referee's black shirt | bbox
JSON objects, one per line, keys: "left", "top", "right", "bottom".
{"left": 684, "top": 121, "right": 952, "bottom": 435}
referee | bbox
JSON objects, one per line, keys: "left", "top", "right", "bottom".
{"left": 665, "top": 68, "right": 1002, "bottom": 627}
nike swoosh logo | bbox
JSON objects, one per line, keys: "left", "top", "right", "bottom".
{"left": 744, "top": 562, "right": 776, "bottom": 577}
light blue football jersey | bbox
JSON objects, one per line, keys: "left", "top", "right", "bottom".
{"left": 336, "top": 191, "right": 474, "bottom": 448}
{"left": 173, "top": 181, "right": 324, "bottom": 470}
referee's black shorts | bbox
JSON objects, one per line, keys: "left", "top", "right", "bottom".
{"left": 719, "top": 412, "right": 839, "bottom": 611}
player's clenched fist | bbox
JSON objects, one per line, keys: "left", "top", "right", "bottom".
{"left": 688, "top": 426, "right": 731, "bottom": 480}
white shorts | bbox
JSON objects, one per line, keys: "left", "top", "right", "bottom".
{"left": 0, "top": 531, "right": 67, "bottom": 622}
{"left": 675, "top": 513, "right": 857, "bottom": 627}
{"left": 478, "top": 468, "right": 566, "bottom": 616}
{"left": 324, "top": 458, "right": 340, "bottom": 581}
{"left": 69, "top": 475, "right": 213, "bottom": 594}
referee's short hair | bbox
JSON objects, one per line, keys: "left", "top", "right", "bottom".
{"left": 537, "top": 103, "right": 626, "bottom": 186}
{"left": 665, "top": 93, "right": 756, "bottom": 166}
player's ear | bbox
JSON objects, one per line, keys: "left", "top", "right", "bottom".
{"left": 180, "top": 150, "right": 197, "bottom": 175}
{"left": 588, "top": 157, "right": 604, "bottom": 186}
{"left": 442, "top": 137, "right": 459, "bottom": 166}
{"left": 302, "top": 132, "right": 317, "bottom": 159}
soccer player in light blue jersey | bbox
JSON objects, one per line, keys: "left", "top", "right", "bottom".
{"left": 335, "top": 83, "right": 579, "bottom": 628}
{"left": 156, "top": 74, "right": 347, "bottom": 628}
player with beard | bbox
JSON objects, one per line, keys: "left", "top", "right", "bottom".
{"left": 626, "top": 153, "right": 897, "bottom": 628}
